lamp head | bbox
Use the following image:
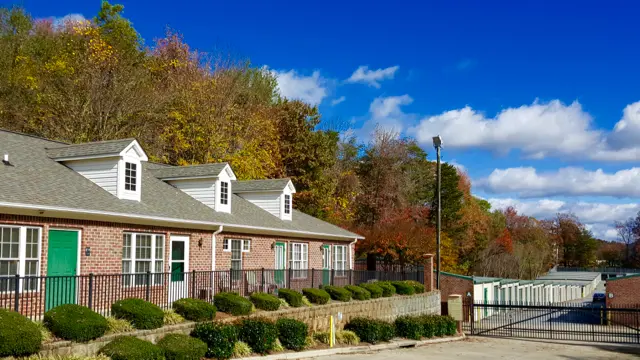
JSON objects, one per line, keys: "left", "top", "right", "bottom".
{"left": 432, "top": 135, "right": 442, "bottom": 148}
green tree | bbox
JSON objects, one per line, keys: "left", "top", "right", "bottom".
{"left": 429, "top": 163, "right": 463, "bottom": 231}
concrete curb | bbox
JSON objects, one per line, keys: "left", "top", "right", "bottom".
{"left": 241, "top": 334, "right": 466, "bottom": 360}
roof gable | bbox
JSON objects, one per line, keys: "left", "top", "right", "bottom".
{"left": 46, "top": 139, "right": 148, "bottom": 161}
{"left": 233, "top": 178, "right": 295, "bottom": 193}
{"left": 151, "top": 163, "right": 236, "bottom": 181}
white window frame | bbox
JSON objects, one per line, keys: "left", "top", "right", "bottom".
{"left": 242, "top": 240, "right": 250, "bottom": 253}
{"left": 222, "top": 239, "right": 230, "bottom": 252}
{"left": 289, "top": 242, "right": 308, "bottom": 279}
{"left": 284, "top": 194, "right": 291, "bottom": 215}
{"left": 333, "top": 245, "right": 347, "bottom": 277}
{"left": 223, "top": 239, "right": 250, "bottom": 253}
{"left": 220, "top": 181, "right": 229, "bottom": 205}
{"left": 124, "top": 162, "right": 137, "bottom": 192}
{"left": 122, "top": 232, "right": 165, "bottom": 287}
{"left": 0, "top": 225, "right": 42, "bottom": 293}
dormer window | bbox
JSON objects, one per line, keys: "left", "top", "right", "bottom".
{"left": 125, "top": 162, "right": 137, "bottom": 191}
{"left": 284, "top": 194, "right": 291, "bottom": 215}
{"left": 220, "top": 181, "right": 229, "bottom": 205}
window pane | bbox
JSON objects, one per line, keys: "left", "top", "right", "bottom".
{"left": 155, "top": 235, "right": 164, "bottom": 260}
{"left": 136, "top": 235, "right": 152, "bottom": 260}
{"left": 122, "top": 260, "right": 131, "bottom": 274}
{"left": 123, "top": 234, "right": 132, "bottom": 260}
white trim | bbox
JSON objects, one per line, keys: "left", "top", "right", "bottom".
{"left": 212, "top": 226, "right": 223, "bottom": 271}
{"left": 0, "top": 201, "right": 364, "bottom": 240}
{"left": 348, "top": 238, "right": 358, "bottom": 270}
{"left": 122, "top": 232, "right": 165, "bottom": 286}
{"left": 0, "top": 225, "right": 44, "bottom": 293}
{"left": 50, "top": 154, "right": 120, "bottom": 162}
{"left": 169, "top": 235, "right": 189, "bottom": 274}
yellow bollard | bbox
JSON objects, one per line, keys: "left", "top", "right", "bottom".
{"left": 329, "top": 315, "right": 334, "bottom": 348}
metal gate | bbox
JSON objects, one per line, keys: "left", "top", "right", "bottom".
{"left": 467, "top": 302, "right": 640, "bottom": 344}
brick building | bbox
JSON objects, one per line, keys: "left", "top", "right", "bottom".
{"left": 0, "top": 130, "right": 362, "bottom": 313}
{"left": 606, "top": 274, "right": 640, "bottom": 308}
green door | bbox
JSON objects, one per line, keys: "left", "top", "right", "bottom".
{"left": 46, "top": 230, "right": 78, "bottom": 310}
{"left": 274, "top": 242, "right": 285, "bottom": 286}
{"left": 322, "top": 245, "right": 331, "bottom": 285}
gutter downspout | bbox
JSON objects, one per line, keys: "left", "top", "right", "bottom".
{"left": 349, "top": 238, "right": 358, "bottom": 270}
{"left": 212, "top": 225, "right": 224, "bottom": 271}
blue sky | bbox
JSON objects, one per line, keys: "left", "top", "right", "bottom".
{"left": 12, "top": 0, "right": 640, "bottom": 239}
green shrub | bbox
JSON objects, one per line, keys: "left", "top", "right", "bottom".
{"left": 279, "top": 298, "right": 290, "bottom": 308}
{"left": 237, "top": 317, "right": 278, "bottom": 355}
{"left": 336, "top": 330, "right": 360, "bottom": 345}
{"left": 163, "top": 309, "right": 185, "bottom": 325}
{"left": 272, "top": 338, "right": 284, "bottom": 352}
{"left": 191, "top": 322, "right": 238, "bottom": 360}
{"left": 106, "top": 317, "right": 134, "bottom": 334}
{"left": 44, "top": 304, "right": 107, "bottom": 342}
{"left": 0, "top": 309, "right": 42, "bottom": 357}
{"left": 233, "top": 341, "right": 252, "bottom": 357}
{"left": 443, "top": 315, "right": 457, "bottom": 336}
{"left": 34, "top": 321, "right": 53, "bottom": 343}
{"left": 305, "top": 334, "right": 317, "bottom": 348}
{"left": 277, "top": 288, "right": 303, "bottom": 307}
{"left": 390, "top": 281, "right": 415, "bottom": 295}
{"left": 394, "top": 316, "right": 423, "bottom": 340}
{"left": 213, "top": 292, "right": 252, "bottom": 316}
{"left": 111, "top": 298, "right": 164, "bottom": 330}
{"left": 420, "top": 315, "right": 456, "bottom": 337}
{"left": 419, "top": 315, "right": 435, "bottom": 338}
{"left": 99, "top": 336, "right": 164, "bottom": 360}
{"left": 358, "top": 283, "right": 383, "bottom": 299}
{"left": 276, "top": 318, "right": 308, "bottom": 351}
{"left": 157, "top": 333, "right": 207, "bottom": 360}
{"left": 313, "top": 331, "right": 330, "bottom": 344}
{"left": 405, "top": 280, "right": 425, "bottom": 294}
{"left": 172, "top": 298, "right": 216, "bottom": 322}
{"left": 323, "top": 285, "right": 352, "bottom": 302}
{"left": 376, "top": 282, "right": 396, "bottom": 297}
{"left": 344, "top": 285, "right": 371, "bottom": 300}
{"left": 301, "top": 295, "right": 312, "bottom": 307}
{"left": 344, "top": 317, "right": 394, "bottom": 344}
{"left": 249, "top": 292, "right": 281, "bottom": 311}
{"left": 302, "top": 288, "right": 331, "bottom": 305}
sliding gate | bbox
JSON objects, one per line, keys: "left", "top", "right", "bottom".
{"left": 468, "top": 302, "right": 640, "bottom": 344}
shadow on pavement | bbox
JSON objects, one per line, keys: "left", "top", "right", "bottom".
{"left": 508, "top": 337, "right": 640, "bottom": 357}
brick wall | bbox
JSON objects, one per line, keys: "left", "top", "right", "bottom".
{"left": 606, "top": 276, "right": 640, "bottom": 307}
{"left": 438, "top": 273, "right": 473, "bottom": 315}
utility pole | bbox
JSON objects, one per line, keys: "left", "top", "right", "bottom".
{"left": 432, "top": 135, "right": 442, "bottom": 290}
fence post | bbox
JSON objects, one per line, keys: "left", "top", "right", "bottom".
{"left": 145, "top": 271, "right": 151, "bottom": 301}
{"left": 229, "top": 268, "right": 233, "bottom": 292}
{"left": 331, "top": 269, "right": 335, "bottom": 286}
{"left": 288, "top": 267, "right": 292, "bottom": 289}
{"left": 88, "top": 273, "right": 94, "bottom": 310}
{"left": 191, "top": 270, "right": 196, "bottom": 299}
{"left": 311, "top": 269, "right": 315, "bottom": 288}
{"left": 14, "top": 273, "right": 20, "bottom": 312}
{"left": 349, "top": 270, "right": 352, "bottom": 285}
{"left": 261, "top": 268, "right": 265, "bottom": 293}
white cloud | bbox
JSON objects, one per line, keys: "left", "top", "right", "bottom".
{"left": 478, "top": 166, "right": 640, "bottom": 198}
{"left": 52, "top": 14, "right": 86, "bottom": 28}
{"left": 355, "top": 95, "right": 414, "bottom": 138}
{"left": 408, "top": 99, "right": 640, "bottom": 162}
{"left": 488, "top": 198, "right": 640, "bottom": 240}
{"left": 346, "top": 65, "right": 399, "bottom": 88}
{"left": 271, "top": 69, "right": 328, "bottom": 106}
{"left": 447, "top": 160, "right": 466, "bottom": 173}
{"left": 331, "top": 96, "right": 346, "bottom": 106}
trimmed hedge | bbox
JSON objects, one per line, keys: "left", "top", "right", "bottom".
{"left": 323, "top": 285, "right": 352, "bottom": 302}
{"left": 157, "top": 333, "right": 207, "bottom": 360}
{"left": 344, "top": 285, "right": 371, "bottom": 300}
{"left": 345, "top": 317, "right": 394, "bottom": 344}
{"left": 394, "top": 316, "right": 422, "bottom": 340}
{"left": 405, "top": 280, "right": 425, "bottom": 294}
{"left": 172, "top": 298, "right": 216, "bottom": 321}
{"left": 358, "top": 283, "right": 383, "bottom": 299}
{"left": 302, "top": 288, "right": 331, "bottom": 305}
{"left": 421, "top": 315, "right": 457, "bottom": 337}
{"left": 99, "top": 336, "right": 164, "bottom": 360}
{"left": 191, "top": 322, "right": 238, "bottom": 360}
{"left": 277, "top": 288, "right": 303, "bottom": 307}
{"left": 276, "top": 318, "right": 308, "bottom": 351}
{"left": 390, "top": 281, "right": 415, "bottom": 295}
{"left": 250, "top": 292, "right": 281, "bottom": 311}
{"left": 0, "top": 309, "right": 42, "bottom": 357}
{"left": 44, "top": 304, "right": 108, "bottom": 342}
{"left": 238, "top": 317, "right": 278, "bottom": 355}
{"left": 111, "top": 298, "right": 164, "bottom": 330}
{"left": 376, "top": 282, "right": 396, "bottom": 297}
{"left": 214, "top": 292, "right": 253, "bottom": 316}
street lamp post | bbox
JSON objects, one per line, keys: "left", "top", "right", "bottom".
{"left": 432, "top": 135, "right": 442, "bottom": 290}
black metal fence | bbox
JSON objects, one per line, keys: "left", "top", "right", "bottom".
{"left": 0, "top": 268, "right": 424, "bottom": 321}
{"left": 467, "top": 302, "right": 640, "bottom": 344}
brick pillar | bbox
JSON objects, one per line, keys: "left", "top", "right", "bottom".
{"left": 423, "top": 254, "right": 434, "bottom": 292}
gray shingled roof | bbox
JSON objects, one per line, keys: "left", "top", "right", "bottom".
{"left": 151, "top": 163, "right": 230, "bottom": 180}
{"left": 0, "top": 130, "right": 361, "bottom": 240}
{"left": 46, "top": 138, "right": 136, "bottom": 159}
{"left": 233, "top": 179, "right": 292, "bottom": 193}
